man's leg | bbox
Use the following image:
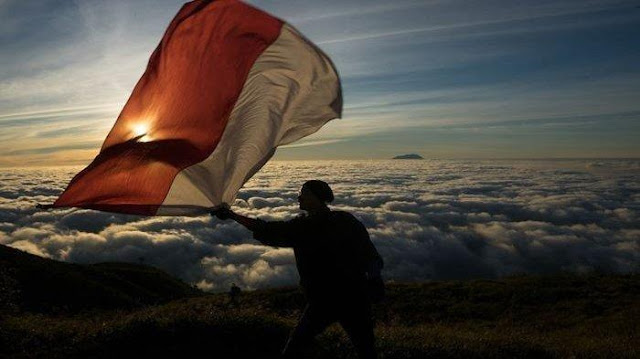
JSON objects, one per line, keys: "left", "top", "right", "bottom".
{"left": 339, "top": 302, "right": 377, "bottom": 359}
{"left": 282, "top": 304, "right": 334, "bottom": 358}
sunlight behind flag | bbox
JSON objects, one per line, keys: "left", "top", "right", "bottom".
{"left": 132, "top": 122, "right": 152, "bottom": 142}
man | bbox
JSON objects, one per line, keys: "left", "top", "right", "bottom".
{"left": 212, "top": 180, "right": 384, "bottom": 359}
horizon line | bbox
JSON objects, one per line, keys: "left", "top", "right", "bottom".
{"left": 1, "top": 157, "right": 639, "bottom": 169}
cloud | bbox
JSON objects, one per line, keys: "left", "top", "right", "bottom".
{"left": 8, "top": 240, "right": 51, "bottom": 258}
{"left": 279, "top": 139, "right": 347, "bottom": 149}
{"left": 1, "top": 159, "right": 640, "bottom": 292}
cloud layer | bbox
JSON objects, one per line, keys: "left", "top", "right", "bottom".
{"left": 1, "top": 159, "right": 639, "bottom": 292}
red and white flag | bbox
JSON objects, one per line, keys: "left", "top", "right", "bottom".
{"left": 50, "top": 0, "right": 342, "bottom": 215}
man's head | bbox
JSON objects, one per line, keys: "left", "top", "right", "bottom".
{"left": 298, "top": 180, "right": 333, "bottom": 211}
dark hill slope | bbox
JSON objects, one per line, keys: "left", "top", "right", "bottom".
{"left": 3, "top": 275, "right": 639, "bottom": 358}
{"left": 1, "top": 244, "right": 639, "bottom": 358}
{"left": 0, "top": 244, "right": 200, "bottom": 314}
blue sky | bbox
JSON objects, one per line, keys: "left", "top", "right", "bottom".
{"left": 1, "top": 0, "right": 639, "bottom": 165}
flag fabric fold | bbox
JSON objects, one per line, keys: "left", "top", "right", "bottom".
{"left": 51, "top": 0, "right": 342, "bottom": 216}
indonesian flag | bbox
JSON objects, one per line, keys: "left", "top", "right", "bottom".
{"left": 49, "top": 0, "right": 342, "bottom": 216}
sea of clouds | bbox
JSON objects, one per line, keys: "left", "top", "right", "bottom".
{"left": 1, "top": 159, "right": 639, "bottom": 292}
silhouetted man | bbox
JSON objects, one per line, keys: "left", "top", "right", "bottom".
{"left": 212, "top": 180, "right": 384, "bottom": 359}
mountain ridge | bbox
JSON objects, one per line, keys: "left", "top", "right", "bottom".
{"left": 392, "top": 153, "right": 423, "bottom": 159}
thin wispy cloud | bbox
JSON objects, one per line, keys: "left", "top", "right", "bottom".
{"left": 279, "top": 139, "right": 346, "bottom": 149}
{"left": 315, "top": 4, "right": 638, "bottom": 46}
{"left": 288, "top": 0, "right": 432, "bottom": 23}
{"left": 0, "top": 104, "right": 117, "bottom": 121}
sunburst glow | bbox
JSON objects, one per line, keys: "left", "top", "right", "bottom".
{"left": 132, "top": 123, "right": 148, "bottom": 137}
{"left": 132, "top": 123, "right": 152, "bottom": 142}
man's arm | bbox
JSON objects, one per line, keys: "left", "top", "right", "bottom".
{"left": 347, "top": 214, "right": 385, "bottom": 302}
{"left": 211, "top": 205, "right": 296, "bottom": 247}
{"left": 344, "top": 213, "right": 383, "bottom": 277}
{"left": 213, "top": 206, "right": 263, "bottom": 232}
{"left": 359, "top": 223, "right": 384, "bottom": 278}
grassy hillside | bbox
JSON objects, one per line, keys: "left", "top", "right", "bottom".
{"left": 1, "top": 245, "right": 639, "bottom": 358}
{"left": 0, "top": 244, "right": 201, "bottom": 314}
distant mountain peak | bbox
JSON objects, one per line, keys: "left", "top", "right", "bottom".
{"left": 392, "top": 154, "right": 423, "bottom": 159}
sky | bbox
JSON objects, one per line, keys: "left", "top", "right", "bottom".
{"left": 1, "top": 0, "right": 640, "bottom": 165}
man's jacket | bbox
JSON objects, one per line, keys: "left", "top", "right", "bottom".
{"left": 252, "top": 210, "right": 383, "bottom": 303}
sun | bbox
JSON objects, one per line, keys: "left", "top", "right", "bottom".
{"left": 131, "top": 123, "right": 152, "bottom": 142}
{"left": 133, "top": 123, "right": 148, "bottom": 137}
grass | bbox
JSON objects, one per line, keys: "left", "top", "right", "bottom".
{"left": 1, "top": 273, "right": 639, "bottom": 358}
{"left": 2, "top": 244, "right": 639, "bottom": 358}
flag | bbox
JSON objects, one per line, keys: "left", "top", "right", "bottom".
{"left": 50, "top": 0, "right": 342, "bottom": 216}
